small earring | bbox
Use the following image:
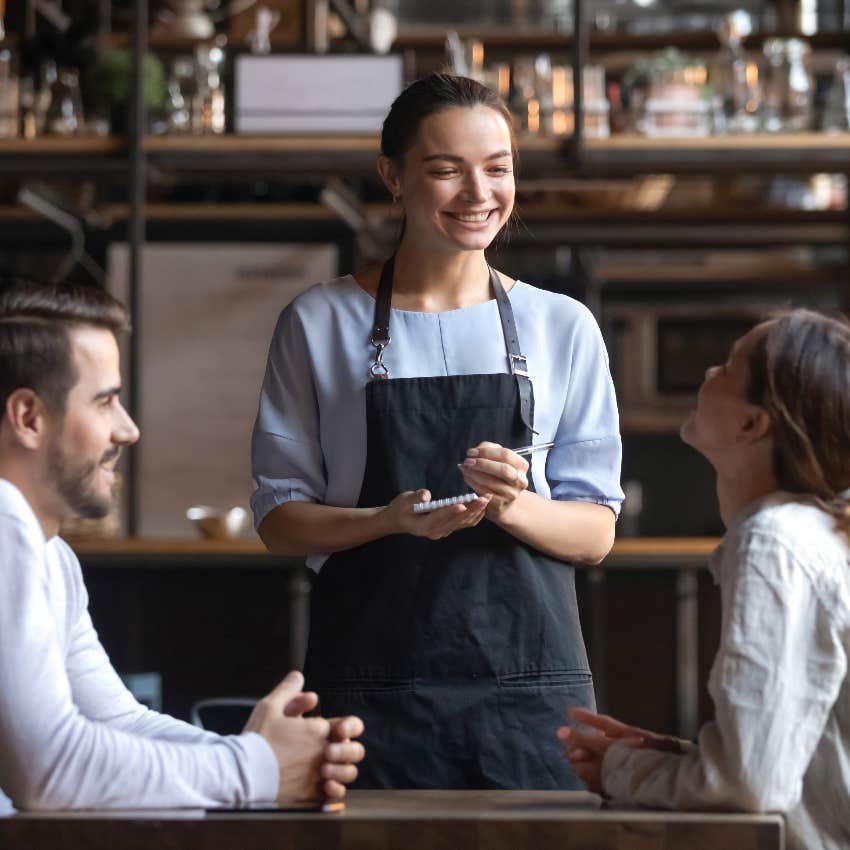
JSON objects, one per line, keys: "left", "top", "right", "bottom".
{"left": 392, "top": 193, "right": 402, "bottom": 205}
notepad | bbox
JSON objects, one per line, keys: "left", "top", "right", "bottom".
{"left": 413, "top": 493, "right": 479, "bottom": 514}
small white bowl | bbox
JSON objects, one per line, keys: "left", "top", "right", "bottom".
{"left": 186, "top": 505, "right": 249, "bottom": 539}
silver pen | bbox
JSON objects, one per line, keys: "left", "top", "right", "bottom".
{"left": 510, "top": 441, "right": 555, "bottom": 456}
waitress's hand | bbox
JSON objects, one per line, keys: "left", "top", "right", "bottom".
{"left": 382, "top": 489, "right": 491, "bottom": 540}
{"left": 458, "top": 442, "right": 529, "bottom": 522}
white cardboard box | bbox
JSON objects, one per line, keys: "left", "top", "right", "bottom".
{"left": 235, "top": 54, "right": 403, "bottom": 134}
{"left": 108, "top": 242, "right": 338, "bottom": 538}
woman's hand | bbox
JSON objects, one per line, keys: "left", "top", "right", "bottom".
{"left": 458, "top": 442, "right": 529, "bottom": 522}
{"left": 381, "top": 489, "right": 491, "bottom": 540}
{"left": 557, "top": 707, "right": 684, "bottom": 794}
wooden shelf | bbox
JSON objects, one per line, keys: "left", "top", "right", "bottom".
{"left": 143, "top": 135, "right": 378, "bottom": 153}
{"left": 0, "top": 136, "right": 124, "bottom": 153}
{"left": 587, "top": 132, "right": 850, "bottom": 151}
{"left": 0, "top": 135, "right": 127, "bottom": 175}
{"left": 1, "top": 133, "right": 849, "bottom": 176}
{"left": 0, "top": 132, "right": 845, "bottom": 155}
{"left": 138, "top": 131, "right": 850, "bottom": 178}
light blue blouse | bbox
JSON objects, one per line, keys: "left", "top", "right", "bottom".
{"left": 251, "top": 275, "right": 624, "bottom": 571}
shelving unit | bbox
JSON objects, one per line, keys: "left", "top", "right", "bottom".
{"left": 1, "top": 0, "right": 849, "bottom": 529}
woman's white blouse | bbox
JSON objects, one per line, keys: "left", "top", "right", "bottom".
{"left": 602, "top": 493, "right": 850, "bottom": 850}
{"left": 251, "top": 275, "right": 624, "bottom": 571}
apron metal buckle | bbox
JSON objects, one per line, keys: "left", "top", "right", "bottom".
{"left": 370, "top": 339, "right": 390, "bottom": 380}
{"left": 509, "top": 353, "right": 530, "bottom": 379}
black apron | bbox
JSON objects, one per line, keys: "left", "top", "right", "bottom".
{"left": 303, "top": 258, "right": 594, "bottom": 789}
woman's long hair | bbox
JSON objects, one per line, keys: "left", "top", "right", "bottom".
{"left": 746, "top": 308, "right": 850, "bottom": 539}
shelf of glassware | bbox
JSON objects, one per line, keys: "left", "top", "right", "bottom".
{"left": 393, "top": 25, "right": 849, "bottom": 51}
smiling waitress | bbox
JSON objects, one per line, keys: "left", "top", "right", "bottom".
{"left": 250, "top": 73, "right": 624, "bottom": 789}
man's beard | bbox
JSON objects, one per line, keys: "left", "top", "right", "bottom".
{"left": 48, "top": 444, "right": 119, "bottom": 520}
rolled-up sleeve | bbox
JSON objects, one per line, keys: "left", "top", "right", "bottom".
{"left": 251, "top": 305, "right": 327, "bottom": 528}
{"left": 547, "top": 309, "right": 624, "bottom": 515}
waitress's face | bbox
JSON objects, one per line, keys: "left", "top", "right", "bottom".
{"left": 680, "top": 323, "right": 770, "bottom": 461}
{"left": 387, "top": 105, "right": 515, "bottom": 254}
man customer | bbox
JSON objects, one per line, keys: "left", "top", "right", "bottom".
{"left": 0, "top": 279, "right": 364, "bottom": 811}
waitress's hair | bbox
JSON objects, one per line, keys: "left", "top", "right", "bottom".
{"left": 380, "top": 72, "right": 517, "bottom": 166}
{"left": 746, "top": 308, "right": 850, "bottom": 539}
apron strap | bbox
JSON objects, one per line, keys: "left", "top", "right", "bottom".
{"left": 369, "top": 256, "right": 394, "bottom": 379}
{"left": 370, "top": 258, "right": 535, "bottom": 433}
{"left": 489, "top": 267, "right": 536, "bottom": 435}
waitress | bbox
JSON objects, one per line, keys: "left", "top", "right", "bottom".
{"left": 251, "top": 73, "right": 624, "bottom": 789}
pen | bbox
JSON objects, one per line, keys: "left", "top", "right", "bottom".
{"left": 510, "top": 441, "right": 555, "bottom": 456}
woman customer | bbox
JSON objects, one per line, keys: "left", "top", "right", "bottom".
{"left": 251, "top": 73, "right": 624, "bottom": 788}
{"left": 560, "top": 309, "right": 850, "bottom": 850}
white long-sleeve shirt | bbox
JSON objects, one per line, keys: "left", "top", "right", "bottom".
{"left": 0, "top": 478, "right": 278, "bottom": 811}
{"left": 602, "top": 492, "right": 850, "bottom": 850}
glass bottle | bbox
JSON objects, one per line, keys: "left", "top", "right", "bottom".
{"left": 166, "top": 57, "right": 194, "bottom": 134}
{"left": 44, "top": 68, "right": 85, "bottom": 136}
{"left": 761, "top": 38, "right": 813, "bottom": 132}
{"left": 712, "top": 10, "right": 760, "bottom": 134}
{"left": 0, "top": 3, "right": 19, "bottom": 139}
{"left": 822, "top": 57, "right": 850, "bottom": 133}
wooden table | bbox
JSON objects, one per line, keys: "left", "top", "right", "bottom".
{"left": 0, "top": 790, "right": 784, "bottom": 850}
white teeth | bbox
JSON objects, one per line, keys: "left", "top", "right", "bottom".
{"left": 453, "top": 211, "right": 491, "bottom": 222}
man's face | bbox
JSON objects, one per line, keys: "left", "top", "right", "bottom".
{"left": 46, "top": 326, "right": 139, "bottom": 520}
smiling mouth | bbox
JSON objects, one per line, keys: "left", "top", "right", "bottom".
{"left": 446, "top": 210, "right": 496, "bottom": 223}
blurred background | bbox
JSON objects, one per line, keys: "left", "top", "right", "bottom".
{"left": 0, "top": 0, "right": 847, "bottom": 738}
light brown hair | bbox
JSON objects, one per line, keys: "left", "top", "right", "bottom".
{"left": 746, "top": 308, "right": 850, "bottom": 538}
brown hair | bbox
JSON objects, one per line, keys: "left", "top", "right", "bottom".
{"left": 746, "top": 308, "right": 850, "bottom": 538}
{"left": 0, "top": 279, "right": 129, "bottom": 418}
{"left": 380, "top": 72, "right": 518, "bottom": 166}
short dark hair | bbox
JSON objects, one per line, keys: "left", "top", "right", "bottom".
{"left": 746, "top": 308, "right": 850, "bottom": 538}
{"left": 380, "top": 72, "right": 518, "bottom": 167}
{"left": 0, "top": 279, "right": 129, "bottom": 418}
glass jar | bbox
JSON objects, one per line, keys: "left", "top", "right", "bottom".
{"left": 45, "top": 68, "right": 85, "bottom": 136}
{"left": 761, "top": 38, "right": 813, "bottom": 133}
{"left": 642, "top": 62, "right": 711, "bottom": 138}
{"left": 822, "top": 57, "right": 850, "bottom": 133}
{"left": 711, "top": 10, "right": 761, "bottom": 134}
